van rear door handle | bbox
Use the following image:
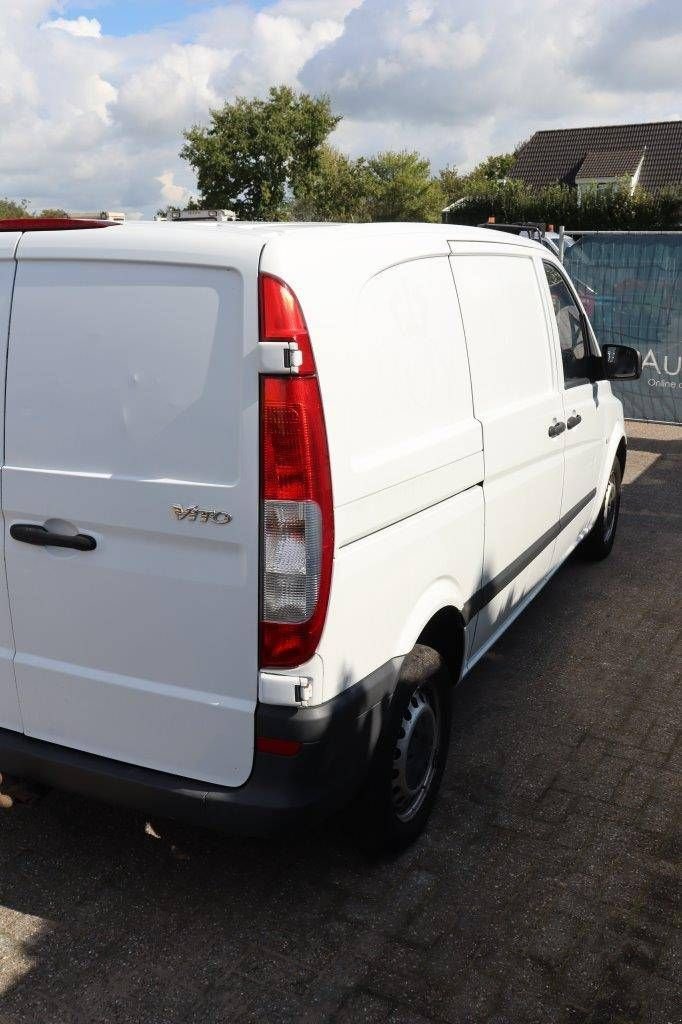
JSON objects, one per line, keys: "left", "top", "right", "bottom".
{"left": 548, "top": 421, "right": 566, "bottom": 437}
{"left": 10, "top": 523, "right": 97, "bottom": 552}
{"left": 566, "top": 414, "right": 582, "bottom": 429}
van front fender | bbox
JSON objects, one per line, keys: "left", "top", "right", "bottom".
{"left": 597, "top": 426, "right": 627, "bottom": 509}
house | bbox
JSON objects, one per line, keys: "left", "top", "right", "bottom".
{"left": 509, "top": 120, "right": 682, "bottom": 197}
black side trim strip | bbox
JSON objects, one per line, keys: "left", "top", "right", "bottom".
{"left": 462, "top": 488, "right": 597, "bottom": 624}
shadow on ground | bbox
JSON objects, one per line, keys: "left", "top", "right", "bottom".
{"left": 0, "top": 426, "right": 680, "bottom": 1024}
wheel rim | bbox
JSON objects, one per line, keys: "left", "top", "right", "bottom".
{"left": 392, "top": 686, "right": 440, "bottom": 823}
{"left": 603, "top": 469, "right": 618, "bottom": 543}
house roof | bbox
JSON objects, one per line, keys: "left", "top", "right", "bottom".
{"left": 510, "top": 120, "right": 682, "bottom": 191}
{"left": 575, "top": 147, "right": 644, "bottom": 180}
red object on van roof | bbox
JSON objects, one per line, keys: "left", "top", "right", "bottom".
{"left": 0, "top": 218, "right": 118, "bottom": 232}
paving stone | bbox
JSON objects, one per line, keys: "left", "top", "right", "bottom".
{"left": 333, "top": 991, "right": 393, "bottom": 1024}
{"left": 364, "top": 941, "right": 502, "bottom": 1023}
{"left": 387, "top": 1009, "right": 437, "bottom": 1024}
{"left": 644, "top": 721, "right": 679, "bottom": 755}
{"left": 613, "top": 765, "right": 659, "bottom": 810}
{"left": 533, "top": 788, "right": 574, "bottom": 823}
{"left": 526, "top": 912, "right": 583, "bottom": 966}
{"left": 605, "top": 742, "right": 666, "bottom": 769}
{"left": 494, "top": 956, "right": 566, "bottom": 1024}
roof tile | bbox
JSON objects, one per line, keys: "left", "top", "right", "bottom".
{"left": 576, "top": 147, "right": 645, "bottom": 179}
{"left": 510, "top": 121, "right": 682, "bottom": 191}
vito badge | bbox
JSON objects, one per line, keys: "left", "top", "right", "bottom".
{"left": 170, "top": 505, "right": 232, "bottom": 525}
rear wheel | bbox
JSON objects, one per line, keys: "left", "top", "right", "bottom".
{"left": 357, "top": 644, "right": 452, "bottom": 853}
{"left": 580, "top": 458, "right": 622, "bottom": 561}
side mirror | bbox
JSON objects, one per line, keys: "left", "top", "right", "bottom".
{"left": 602, "top": 344, "right": 642, "bottom": 381}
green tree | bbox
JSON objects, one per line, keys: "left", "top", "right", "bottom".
{"left": 0, "top": 198, "right": 30, "bottom": 219}
{"left": 439, "top": 151, "right": 518, "bottom": 211}
{"left": 444, "top": 178, "right": 682, "bottom": 230}
{"left": 470, "top": 151, "right": 516, "bottom": 182}
{"left": 438, "top": 164, "right": 467, "bottom": 206}
{"left": 288, "top": 146, "right": 375, "bottom": 222}
{"left": 155, "top": 205, "right": 181, "bottom": 219}
{"left": 366, "top": 150, "right": 444, "bottom": 222}
{"left": 180, "top": 86, "right": 340, "bottom": 220}
{"left": 39, "top": 208, "right": 68, "bottom": 218}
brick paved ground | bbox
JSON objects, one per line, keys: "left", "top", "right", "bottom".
{"left": 0, "top": 421, "right": 680, "bottom": 1024}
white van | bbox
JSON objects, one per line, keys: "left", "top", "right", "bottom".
{"left": 0, "top": 218, "right": 640, "bottom": 848}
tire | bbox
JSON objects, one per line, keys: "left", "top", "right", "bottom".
{"left": 356, "top": 644, "right": 452, "bottom": 854}
{"left": 580, "top": 458, "right": 622, "bottom": 561}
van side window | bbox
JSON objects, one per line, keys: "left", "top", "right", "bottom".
{"left": 543, "top": 263, "right": 591, "bottom": 386}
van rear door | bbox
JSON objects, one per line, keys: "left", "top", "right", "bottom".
{"left": 0, "top": 233, "right": 21, "bottom": 733}
{"left": 4, "top": 242, "right": 260, "bottom": 786}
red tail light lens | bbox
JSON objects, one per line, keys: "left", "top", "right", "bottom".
{"left": 259, "top": 275, "right": 333, "bottom": 668}
{"left": 0, "top": 218, "right": 117, "bottom": 232}
{"left": 259, "top": 273, "right": 315, "bottom": 374}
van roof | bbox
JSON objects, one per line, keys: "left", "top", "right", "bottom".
{"left": 10, "top": 220, "right": 543, "bottom": 266}
{"left": 12, "top": 219, "right": 540, "bottom": 243}
{"left": 152, "top": 221, "right": 538, "bottom": 245}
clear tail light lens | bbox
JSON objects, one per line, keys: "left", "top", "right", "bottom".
{"left": 262, "top": 499, "right": 322, "bottom": 623}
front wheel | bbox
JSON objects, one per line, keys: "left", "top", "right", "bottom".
{"left": 356, "top": 644, "right": 452, "bottom": 853}
{"left": 580, "top": 458, "right": 622, "bottom": 561}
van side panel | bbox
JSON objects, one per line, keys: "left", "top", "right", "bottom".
{"left": 304, "top": 256, "right": 484, "bottom": 701}
{"left": 4, "top": 258, "right": 259, "bottom": 786}
{"left": 323, "top": 256, "right": 482, "bottom": 544}
{"left": 320, "top": 487, "right": 483, "bottom": 702}
{"left": 0, "top": 236, "right": 21, "bottom": 732}
{"left": 451, "top": 252, "right": 566, "bottom": 659}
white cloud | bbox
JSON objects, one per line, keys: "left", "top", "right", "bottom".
{"left": 41, "top": 16, "right": 102, "bottom": 38}
{"left": 303, "top": 0, "right": 682, "bottom": 165}
{"left": 0, "top": 0, "right": 679, "bottom": 218}
{"left": 157, "top": 171, "right": 192, "bottom": 207}
{"left": 116, "top": 44, "right": 227, "bottom": 139}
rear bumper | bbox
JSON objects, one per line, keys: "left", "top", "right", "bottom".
{"left": 0, "top": 659, "right": 401, "bottom": 836}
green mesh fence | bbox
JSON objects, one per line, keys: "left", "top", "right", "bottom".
{"left": 564, "top": 232, "right": 682, "bottom": 423}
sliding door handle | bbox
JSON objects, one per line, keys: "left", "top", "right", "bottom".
{"left": 10, "top": 523, "right": 97, "bottom": 552}
{"left": 566, "top": 414, "right": 582, "bottom": 430}
{"left": 548, "top": 420, "right": 566, "bottom": 438}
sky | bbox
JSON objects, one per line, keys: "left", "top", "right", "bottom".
{"left": 0, "top": 0, "right": 680, "bottom": 218}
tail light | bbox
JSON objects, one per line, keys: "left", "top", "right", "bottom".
{"left": 259, "top": 274, "right": 334, "bottom": 668}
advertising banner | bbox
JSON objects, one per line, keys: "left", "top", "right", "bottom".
{"left": 564, "top": 232, "right": 681, "bottom": 423}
